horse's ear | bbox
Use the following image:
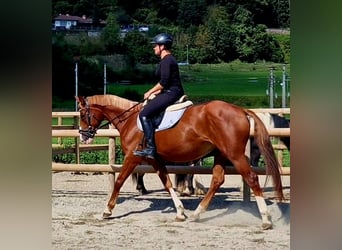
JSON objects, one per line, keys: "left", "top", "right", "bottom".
{"left": 75, "top": 96, "right": 86, "bottom": 108}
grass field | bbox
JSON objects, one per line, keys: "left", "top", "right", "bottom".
{"left": 107, "top": 62, "right": 290, "bottom": 98}
{"left": 53, "top": 62, "right": 290, "bottom": 110}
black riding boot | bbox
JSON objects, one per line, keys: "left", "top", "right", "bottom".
{"left": 133, "top": 116, "right": 156, "bottom": 159}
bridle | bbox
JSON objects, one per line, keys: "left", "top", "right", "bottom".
{"left": 78, "top": 98, "right": 141, "bottom": 139}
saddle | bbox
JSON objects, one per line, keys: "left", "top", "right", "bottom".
{"left": 138, "top": 95, "right": 193, "bottom": 132}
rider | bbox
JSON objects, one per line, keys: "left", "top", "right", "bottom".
{"left": 133, "top": 33, "right": 185, "bottom": 159}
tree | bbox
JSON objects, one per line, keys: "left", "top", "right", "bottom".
{"left": 270, "top": 0, "right": 290, "bottom": 28}
{"left": 77, "top": 57, "right": 104, "bottom": 96}
{"left": 153, "top": 0, "right": 179, "bottom": 24}
{"left": 53, "top": 1, "right": 72, "bottom": 17}
{"left": 206, "top": 5, "right": 236, "bottom": 62}
{"left": 123, "top": 32, "right": 151, "bottom": 66}
{"left": 145, "top": 10, "right": 158, "bottom": 25}
{"left": 78, "top": 34, "right": 106, "bottom": 56}
{"left": 177, "top": 0, "right": 206, "bottom": 28}
{"left": 133, "top": 8, "right": 152, "bottom": 24}
{"left": 231, "top": 7, "right": 256, "bottom": 62}
{"left": 193, "top": 25, "right": 216, "bottom": 63}
{"left": 101, "top": 12, "right": 122, "bottom": 54}
{"left": 229, "top": 6, "right": 284, "bottom": 63}
{"left": 274, "top": 33, "right": 290, "bottom": 63}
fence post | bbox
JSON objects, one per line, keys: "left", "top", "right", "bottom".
{"left": 107, "top": 124, "right": 116, "bottom": 198}
{"left": 73, "top": 116, "right": 80, "bottom": 164}
{"left": 269, "top": 67, "right": 275, "bottom": 108}
{"left": 282, "top": 64, "right": 287, "bottom": 108}
{"left": 57, "top": 116, "right": 62, "bottom": 145}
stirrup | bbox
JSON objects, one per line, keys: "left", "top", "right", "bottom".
{"left": 133, "top": 148, "right": 156, "bottom": 159}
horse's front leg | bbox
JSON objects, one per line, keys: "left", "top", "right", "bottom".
{"left": 150, "top": 159, "right": 186, "bottom": 221}
{"left": 191, "top": 156, "right": 226, "bottom": 221}
{"left": 103, "top": 158, "right": 138, "bottom": 218}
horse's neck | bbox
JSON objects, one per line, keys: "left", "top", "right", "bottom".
{"left": 104, "top": 106, "right": 138, "bottom": 132}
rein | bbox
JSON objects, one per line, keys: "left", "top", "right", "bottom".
{"left": 79, "top": 99, "right": 141, "bottom": 138}
{"left": 98, "top": 102, "right": 141, "bottom": 129}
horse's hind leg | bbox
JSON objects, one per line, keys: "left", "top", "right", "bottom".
{"left": 185, "top": 174, "right": 194, "bottom": 195}
{"left": 135, "top": 173, "right": 148, "bottom": 195}
{"left": 232, "top": 155, "right": 272, "bottom": 230}
{"left": 176, "top": 174, "right": 194, "bottom": 196}
{"left": 175, "top": 174, "right": 186, "bottom": 194}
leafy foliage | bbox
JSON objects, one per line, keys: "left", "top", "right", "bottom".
{"left": 177, "top": 0, "right": 206, "bottom": 28}
{"left": 101, "top": 12, "right": 122, "bottom": 53}
{"left": 123, "top": 32, "right": 152, "bottom": 65}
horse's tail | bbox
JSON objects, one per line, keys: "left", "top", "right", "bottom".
{"left": 245, "top": 109, "right": 284, "bottom": 201}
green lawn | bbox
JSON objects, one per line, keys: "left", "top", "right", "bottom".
{"left": 53, "top": 62, "right": 290, "bottom": 110}
{"left": 107, "top": 62, "right": 289, "bottom": 98}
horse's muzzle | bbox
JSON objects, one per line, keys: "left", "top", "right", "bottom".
{"left": 79, "top": 128, "right": 96, "bottom": 144}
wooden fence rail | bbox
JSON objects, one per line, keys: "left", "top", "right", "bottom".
{"left": 52, "top": 163, "right": 291, "bottom": 175}
{"left": 52, "top": 127, "right": 289, "bottom": 138}
{"left": 52, "top": 108, "right": 290, "bottom": 118}
{"left": 52, "top": 108, "right": 290, "bottom": 174}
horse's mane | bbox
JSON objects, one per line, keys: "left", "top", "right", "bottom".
{"left": 87, "top": 95, "right": 138, "bottom": 109}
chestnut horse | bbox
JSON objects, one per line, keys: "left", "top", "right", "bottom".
{"left": 76, "top": 94, "right": 284, "bottom": 230}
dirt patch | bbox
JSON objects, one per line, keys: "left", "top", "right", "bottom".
{"left": 52, "top": 172, "right": 290, "bottom": 249}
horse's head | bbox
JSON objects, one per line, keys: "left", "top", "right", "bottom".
{"left": 76, "top": 96, "right": 105, "bottom": 144}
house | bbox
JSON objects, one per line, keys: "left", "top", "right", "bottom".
{"left": 53, "top": 14, "right": 105, "bottom": 31}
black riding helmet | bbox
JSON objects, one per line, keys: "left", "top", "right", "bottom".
{"left": 151, "top": 33, "right": 173, "bottom": 49}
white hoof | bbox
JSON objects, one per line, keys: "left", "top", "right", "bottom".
{"left": 261, "top": 213, "right": 272, "bottom": 230}
{"left": 262, "top": 222, "right": 273, "bottom": 230}
{"left": 189, "top": 213, "right": 200, "bottom": 222}
{"left": 175, "top": 213, "right": 187, "bottom": 222}
{"left": 102, "top": 207, "right": 112, "bottom": 218}
{"left": 194, "top": 180, "right": 207, "bottom": 195}
{"left": 194, "top": 187, "right": 207, "bottom": 195}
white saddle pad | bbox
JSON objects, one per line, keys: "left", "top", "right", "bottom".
{"left": 137, "top": 108, "right": 187, "bottom": 132}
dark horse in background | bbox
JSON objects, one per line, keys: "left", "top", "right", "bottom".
{"left": 134, "top": 113, "right": 290, "bottom": 196}
{"left": 76, "top": 95, "right": 284, "bottom": 229}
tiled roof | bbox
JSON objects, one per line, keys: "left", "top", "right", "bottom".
{"left": 54, "top": 14, "right": 93, "bottom": 24}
